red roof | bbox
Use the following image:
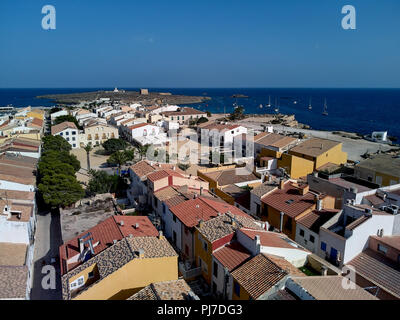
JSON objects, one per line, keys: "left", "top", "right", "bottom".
{"left": 261, "top": 182, "right": 317, "bottom": 218}
{"left": 59, "top": 216, "right": 158, "bottom": 275}
{"left": 239, "top": 228, "right": 306, "bottom": 250}
{"left": 169, "top": 196, "right": 248, "bottom": 228}
{"left": 213, "top": 242, "right": 251, "bottom": 271}
{"left": 147, "top": 169, "right": 184, "bottom": 182}
{"left": 127, "top": 123, "right": 149, "bottom": 130}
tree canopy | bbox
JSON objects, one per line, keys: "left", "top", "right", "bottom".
{"left": 102, "top": 138, "right": 128, "bottom": 154}
{"left": 229, "top": 106, "right": 245, "bottom": 120}
{"left": 42, "top": 135, "right": 72, "bottom": 153}
{"left": 197, "top": 116, "right": 209, "bottom": 124}
{"left": 38, "top": 174, "right": 84, "bottom": 208}
{"left": 86, "top": 170, "right": 127, "bottom": 196}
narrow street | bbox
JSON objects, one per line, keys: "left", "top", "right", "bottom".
{"left": 30, "top": 209, "right": 63, "bottom": 300}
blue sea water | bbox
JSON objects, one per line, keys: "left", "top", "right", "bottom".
{"left": 0, "top": 88, "right": 399, "bottom": 140}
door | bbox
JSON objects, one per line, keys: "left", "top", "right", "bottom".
{"left": 330, "top": 247, "right": 338, "bottom": 262}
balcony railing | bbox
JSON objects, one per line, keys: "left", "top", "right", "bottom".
{"left": 179, "top": 262, "right": 202, "bottom": 279}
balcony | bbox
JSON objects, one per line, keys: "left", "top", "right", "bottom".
{"left": 179, "top": 261, "right": 202, "bottom": 279}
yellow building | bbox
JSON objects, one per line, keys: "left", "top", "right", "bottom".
{"left": 261, "top": 180, "right": 335, "bottom": 240}
{"left": 27, "top": 109, "right": 46, "bottom": 121}
{"left": 62, "top": 236, "right": 179, "bottom": 300}
{"left": 354, "top": 154, "right": 400, "bottom": 187}
{"left": 289, "top": 138, "right": 347, "bottom": 171}
{"left": 197, "top": 166, "right": 261, "bottom": 196}
{"left": 194, "top": 212, "right": 262, "bottom": 286}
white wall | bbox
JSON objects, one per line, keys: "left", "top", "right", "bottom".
{"left": 295, "top": 225, "right": 319, "bottom": 253}
{"left": 0, "top": 180, "right": 35, "bottom": 192}
{"left": 55, "top": 127, "right": 79, "bottom": 149}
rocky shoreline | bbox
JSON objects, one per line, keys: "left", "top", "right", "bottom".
{"left": 37, "top": 90, "right": 211, "bottom": 106}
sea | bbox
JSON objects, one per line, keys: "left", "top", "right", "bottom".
{"left": 1, "top": 88, "right": 399, "bottom": 141}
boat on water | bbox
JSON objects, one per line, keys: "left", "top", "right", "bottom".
{"left": 274, "top": 98, "right": 279, "bottom": 113}
{"left": 308, "top": 97, "right": 312, "bottom": 110}
{"left": 259, "top": 104, "right": 263, "bottom": 109}
{"left": 322, "top": 98, "right": 328, "bottom": 116}
{"left": 293, "top": 100, "right": 298, "bottom": 105}
{"left": 266, "top": 95, "right": 271, "bottom": 107}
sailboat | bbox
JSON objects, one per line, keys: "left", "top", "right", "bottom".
{"left": 266, "top": 95, "right": 271, "bottom": 107}
{"left": 308, "top": 97, "right": 312, "bottom": 110}
{"left": 322, "top": 98, "right": 328, "bottom": 116}
{"left": 259, "top": 104, "right": 263, "bottom": 109}
{"left": 274, "top": 98, "right": 279, "bottom": 113}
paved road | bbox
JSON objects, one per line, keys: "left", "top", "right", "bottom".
{"left": 30, "top": 209, "right": 63, "bottom": 300}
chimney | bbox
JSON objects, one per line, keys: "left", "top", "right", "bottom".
{"left": 135, "top": 223, "right": 140, "bottom": 229}
{"left": 78, "top": 238, "right": 85, "bottom": 254}
{"left": 255, "top": 235, "right": 261, "bottom": 254}
{"left": 138, "top": 248, "right": 145, "bottom": 258}
{"left": 120, "top": 220, "right": 124, "bottom": 226}
{"left": 279, "top": 179, "right": 285, "bottom": 190}
{"left": 321, "top": 265, "right": 328, "bottom": 276}
{"left": 200, "top": 187, "right": 203, "bottom": 195}
{"left": 158, "top": 230, "right": 164, "bottom": 239}
{"left": 316, "top": 199, "right": 323, "bottom": 211}
{"left": 279, "top": 212, "right": 284, "bottom": 232}
{"left": 198, "top": 219, "right": 204, "bottom": 228}
{"left": 113, "top": 239, "right": 117, "bottom": 244}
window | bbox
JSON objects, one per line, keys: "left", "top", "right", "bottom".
{"left": 203, "top": 241, "right": 208, "bottom": 252}
{"left": 173, "top": 215, "right": 176, "bottom": 222}
{"left": 299, "top": 229, "right": 305, "bottom": 237}
{"left": 162, "top": 203, "right": 166, "bottom": 214}
{"left": 72, "top": 131, "right": 76, "bottom": 135}
{"left": 234, "top": 282, "right": 240, "bottom": 297}
{"left": 378, "top": 244, "right": 388, "bottom": 254}
{"left": 309, "top": 235, "right": 315, "bottom": 243}
{"left": 321, "top": 241, "right": 327, "bottom": 252}
{"left": 69, "top": 276, "right": 84, "bottom": 290}
{"left": 72, "top": 144, "right": 76, "bottom": 148}
{"left": 88, "top": 272, "right": 94, "bottom": 279}
{"left": 66, "top": 137, "right": 70, "bottom": 141}
{"left": 59, "top": 132, "right": 63, "bottom": 136}
{"left": 72, "top": 137, "right": 76, "bottom": 141}
{"left": 65, "top": 131, "right": 69, "bottom": 135}
{"left": 213, "top": 261, "right": 218, "bottom": 278}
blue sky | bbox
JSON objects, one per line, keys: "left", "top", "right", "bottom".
{"left": 0, "top": 0, "right": 399, "bottom": 88}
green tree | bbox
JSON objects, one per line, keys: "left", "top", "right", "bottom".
{"left": 229, "top": 106, "right": 245, "bottom": 121}
{"left": 38, "top": 174, "right": 85, "bottom": 208}
{"left": 137, "top": 144, "right": 150, "bottom": 160}
{"left": 197, "top": 116, "right": 209, "bottom": 124}
{"left": 86, "top": 170, "right": 119, "bottom": 195}
{"left": 38, "top": 161, "right": 75, "bottom": 181}
{"left": 206, "top": 111, "right": 212, "bottom": 117}
{"left": 107, "top": 151, "right": 130, "bottom": 172}
{"left": 83, "top": 144, "right": 93, "bottom": 171}
{"left": 178, "top": 163, "right": 190, "bottom": 172}
{"left": 49, "top": 107, "right": 63, "bottom": 114}
{"left": 42, "top": 135, "right": 71, "bottom": 153}
{"left": 102, "top": 138, "right": 128, "bottom": 154}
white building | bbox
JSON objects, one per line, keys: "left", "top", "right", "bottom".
{"left": 51, "top": 121, "right": 79, "bottom": 149}
{"left": 317, "top": 203, "right": 400, "bottom": 267}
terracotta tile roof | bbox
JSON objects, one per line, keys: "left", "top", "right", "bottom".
{"left": 0, "top": 173, "right": 36, "bottom": 186}
{"left": 347, "top": 248, "right": 400, "bottom": 298}
{"left": 251, "top": 180, "right": 279, "bottom": 198}
{"left": 164, "top": 194, "right": 188, "bottom": 208}
{"left": 154, "top": 186, "right": 181, "bottom": 201}
{"left": 0, "top": 243, "right": 27, "bottom": 266}
{"left": 0, "top": 189, "right": 35, "bottom": 202}
{"left": 127, "top": 123, "right": 149, "bottom": 130}
{"left": 169, "top": 196, "right": 250, "bottom": 228}
{"left": 261, "top": 181, "right": 318, "bottom": 218}
{"left": 59, "top": 215, "right": 158, "bottom": 275}
{"left": 114, "top": 216, "right": 158, "bottom": 238}
{"left": 61, "top": 236, "right": 177, "bottom": 300}
{"left": 231, "top": 254, "right": 288, "bottom": 299}
{"left": 255, "top": 133, "right": 297, "bottom": 149}
{"left": 30, "top": 118, "right": 44, "bottom": 128}
{"left": 297, "top": 209, "right": 340, "bottom": 233}
{"left": 0, "top": 266, "right": 28, "bottom": 299}
{"left": 147, "top": 170, "right": 171, "bottom": 182}
{"left": 264, "top": 254, "right": 305, "bottom": 276}
{"left": 364, "top": 194, "right": 386, "bottom": 207}
{"left": 213, "top": 242, "right": 251, "bottom": 271}
{"left": 0, "top": 203, "right": 34, "bottom": 222}
{"left": 202, "top": 168, "right": 260, "bottom": 186}
{"left": 290, "top": 276, "right": 379, "bottom": 300}
{"left": 201, "top": 123, "right": 240, "bottom": 132}
{"left": 239, "top": 229, "right": 307, "bottom": 250}
{"left": 289, "top": 138, "right": 342, "bottom": 158}
{"left": 0, "top": 153, "right": 38, "bottom": 168}
{"left": 51, "top": 121, "right": 77, "bottom": 135}
{"left": 130, "top": 160, "right": 156, "bottom": 178}
{"left": 197, "top": 212, "right": 262, "bottom": 243}
{"left": 128, "top": 279, "right": 195, "bottom": 300}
